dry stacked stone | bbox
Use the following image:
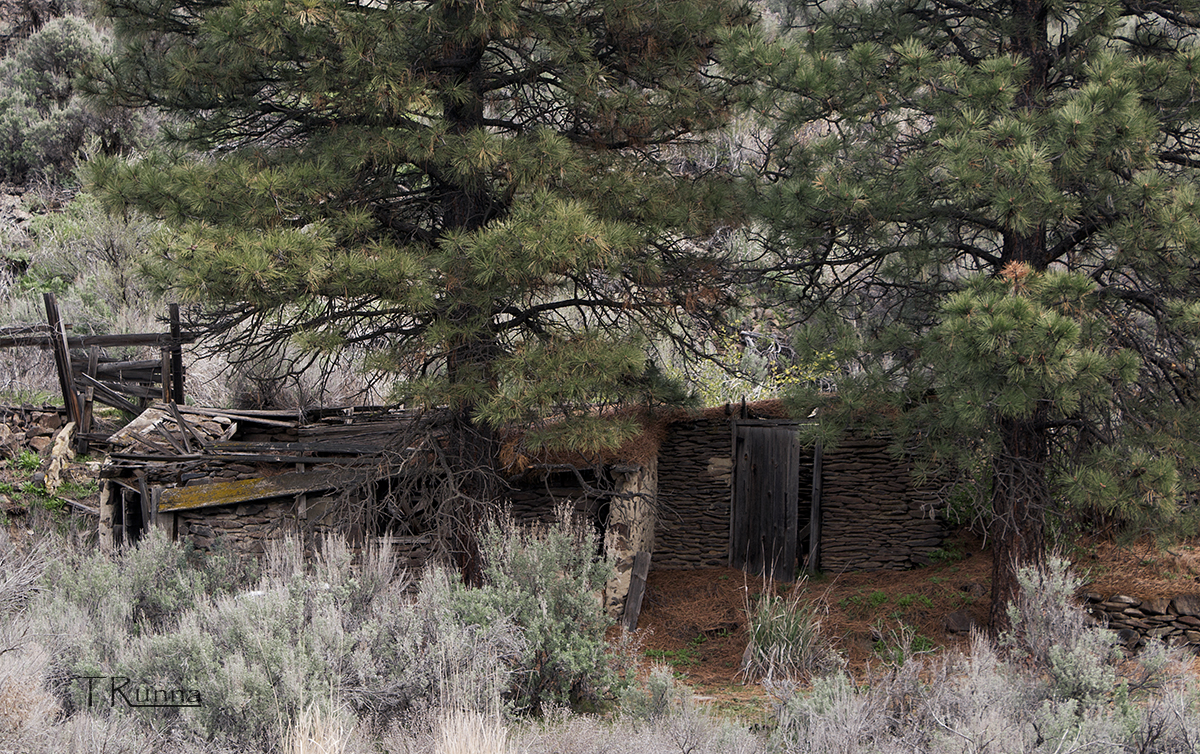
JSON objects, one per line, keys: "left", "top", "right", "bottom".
{"left": 0, "top": 407, "right": 66, "bottom": 457}
{"left": 653, "top": 416, "right": 734, "bottom": 569}
{"left": 817, "top": 437, "right": 948, "bottom": 571}
{"left": 652, "top": 424, "right": 948, "bottom": 573}
{"left": 1085, "top": 592, "right": 1200, "bottom": 650}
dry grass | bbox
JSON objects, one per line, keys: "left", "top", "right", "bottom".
{"left": 435, "top": 709, "right": 511, "bottom": 754}
{"left": 286, "top": 704, "right": 357, "bottom": 754}
{"left": 0, "top": 643, "right": 59, "bottom": 741}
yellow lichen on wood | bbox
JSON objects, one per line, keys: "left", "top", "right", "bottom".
{"left": 158, "top": 469, "right": 369, "bottom": 512}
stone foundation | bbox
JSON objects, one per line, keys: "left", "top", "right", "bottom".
{"left": 1085, "top": 592, "right": 1200, "bottom": 650}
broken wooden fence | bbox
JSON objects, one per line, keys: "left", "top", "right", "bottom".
{"left": 0, "top": 293, "right": 196, "bottom": 452}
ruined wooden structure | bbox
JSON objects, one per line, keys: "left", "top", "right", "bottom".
{"left": 0, "top": 293, "right": 195, "bottom": 452}
{"left": 99, "top": 403, "right": 435, "bottom": 564}
{"left": 94, "top": 399, "right": 950, "bottom": 625}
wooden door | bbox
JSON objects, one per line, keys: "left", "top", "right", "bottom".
{"left": 730, "top": 421, "right": 801, "bottom": 582}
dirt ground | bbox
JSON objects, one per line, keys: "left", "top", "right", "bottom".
{"left": 631, "top": 529, "right": 1200, "bottom": 718}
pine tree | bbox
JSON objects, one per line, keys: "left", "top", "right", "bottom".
{"left": 84, "top": 0, "right": 749, "bottom": 573}
{"left": 727, "top": 1, "right": 1200, "bottom": 626}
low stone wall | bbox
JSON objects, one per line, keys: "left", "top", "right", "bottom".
{"left": 176, "top": 501, "right": 298, "bottom": 555}
{"left": 653, "top": 416, "right": 733, "bottom": 569}
{"left": 1085, "top": 592, "right": 1200, "bottom": 650}
{"left": 818, "top": 437, "right": 947, "bottom": 571}
{"left": 0, "top": 407, "right": 65, "bottom": 456}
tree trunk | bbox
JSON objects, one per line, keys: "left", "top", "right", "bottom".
{"left": 445, "top": 401, "right": 501, "bottom": 586}
{"left": 988, "top": 413, "right": 1050, "bottom": 630}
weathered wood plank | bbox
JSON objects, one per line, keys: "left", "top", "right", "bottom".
{"left": 169, "top": 303, "right": 185, "bottom": 403}
{"left": 169, "top": 401, "right": 207, "bottom": 451}
{"left": 622, "top": 550, "right": 652, "bottom": 631}
{"left": 158, "top": 468, "right": 375, "bottom": 512}
{"left": 44, "top": 293, "right": 81, "bottom": 426}
{"left": 807, "top": 441, "right": 823, "bottom": 573}
{"left": 0, "top": 331, "right": 197, "bottom": 349}
{"left": 175, "top": 405, "right": 300, "bottom": 427}
{"left": 77, "top": 374, "right": 141, "bottom": 415}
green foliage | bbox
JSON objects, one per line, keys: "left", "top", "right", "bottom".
{"left": 663, "top": 326, "right": 838, "bottom": 406}
{"left": 644, "top": 635, "right": 706, "bottom": 670}
{"left": 617, "top": 663, "right": 694, "bottom": 723}
{"left": 872, "top": 623, "right": 935, "bottom": 667}
{"left": 9, "top": 448, "right": 39, "bottom": 472}
{"left": 457, "top": 508, "right": 617, "bottom": 713}
{"left": 1001, "top": 556, "right": 1117, "bottom": 703}
{"left": 122, "top": 528, "right": 205, "bottom": 632}
{"left": 88, "top": 0, "right": 750, "bottom": 453}
{"left": 894, "top": 594, "right": 933, "bottom": 610}
{"left": 0, "top": 16, "right": 144, "bottom": 184}
{"left": 730, "top": 0, "right": 1200, "bottom": 620}
{"left": 742, "top": 583, "right": 842, "bottom": 682}
{"left": 768, "top": 561, "right": 1200, "bottom": 753}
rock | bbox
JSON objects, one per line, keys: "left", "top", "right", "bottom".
{"left": 943, "top": 610, "right": 978, "bottom": 635}
{"left": 1176, "top": 615, "right": 1200, "bottom": 628}
{"left": 1141, "top": 597, "right": 1172, "bottom": 615}
{"left": 34, "top": 412, "right": 61, "bottom": 431}
{"left": 24, "top": 425, "right": 52, "bottom": 440}
{"left": 1171, "top": 594, "right": 1200, "bottom": 617}
{"left": 961, "top": 582, "right": 987, "bottom": 599}
{"left": 1082, "top": 592, "right": 1103, "bottom": 603}
{"left": 1115, "top": 628, "right": 1141, "bottom": 647}
{"left": 1108, "top": 594, "right": 1141, "bottom": 606}
{"left": 28, "top": 436, "right": 51, "bottom": 453}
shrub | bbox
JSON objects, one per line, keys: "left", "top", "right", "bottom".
{"left": 123, "top": 527, "right": 206, "bottom": 632}
{"left": 0, "top": 16, "right": 147, "bottom": 184}
{"left": 742, "top": 583, "right": 842, "bottom": 682}
{"left": 342, "top": 565, "right": 523, "bottom": 729}
{"left": 1001, "top": 555, "right": 1116, "bottom": 702}
{"left": 455, "top": 507, "right": 618, "bottom": 713}
{"left": 617, "top": 663, "right": 692, "bottom": 723}
{"left": 770, "top": 672, "right": 887, "bottom": 753}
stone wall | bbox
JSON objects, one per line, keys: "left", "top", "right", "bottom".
{"left": 1085, "top": 592, "right": 1200, "bottom": 650}
{"left": 653, "top": 416, "right": 734, "bottom": 569}
{"left": 175, "top": 501, "right": 299, "bottom": 555}
{"left": 651, "top": 419, "right": 949, "bottom": 573}
{"left": 818, "top": 437, "right": 948, "bottom": 571}
{"left": 602, "top": 459, "right": 657, "bottom": 617}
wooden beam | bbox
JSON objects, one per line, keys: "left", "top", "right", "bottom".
{"left": 0, "top": 331, "right": 198, "bottom": 349}
{"left": 174, "top": 405, "right": 300, "bottom": 428}
{"left": 622, "top": 550, "right": 652, "bottom": 631}
{"left": 160, "top": 348, "right": 171, "bottom": 402}
{"left": 76, "top": 346, "right": 100, "bottom": 455}
{"left": 807, "top": 440, "right": 823, "bottom": 574}
{"left": 44, "top": 293, "right": 80, "bottom": 426}
{"left": 158, "top": 468, "right": 374, "bottom": 512}
{"left": 169, "top": 303, "right": 185, "bottom": 403}
{"left": 168, "top": 401, "right": 207, "bottom": 451}
{"left": 76, "top": 373, "right": 140, "bottom": 415}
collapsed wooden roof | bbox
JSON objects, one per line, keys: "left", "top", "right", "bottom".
{"left": 102, "top": 402, "right": 430, "bottom": 515}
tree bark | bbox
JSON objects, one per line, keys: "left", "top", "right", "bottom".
{"left": 988, "top": 413, "right": 1050, "bottom": 630}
